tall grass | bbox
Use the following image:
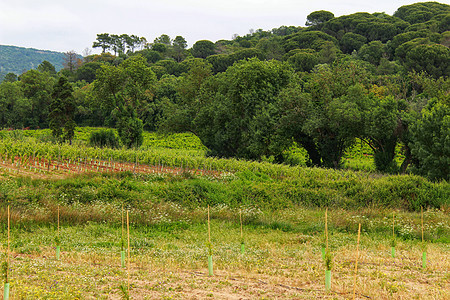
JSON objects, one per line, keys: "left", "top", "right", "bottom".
{"left": 0, "top": 172, "right": 448, "bottom": 244}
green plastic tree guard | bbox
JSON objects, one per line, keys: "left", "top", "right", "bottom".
{"left": 422, "top": 252, "right": 427, "bottom": 269}
{"left": 4, "top": 282, "right": 9, "bottom": 300}
{"left": 208, "top": 255, "right": 213, "bottom": 276}
{"left": 325, "top": 270, "right": 331, "bottom": 292}
{"left": 121, "top": 250, "right": 126, "bottom": 268}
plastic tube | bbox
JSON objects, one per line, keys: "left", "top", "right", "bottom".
{"left": 4, "top": 282, "right": 9, "bottom": 300}
{"left": 121, "top": 250, "right": 126, "bottom": 268}
{"left": 208, "top": 255, "right": 213, "bottom": 276}
{"left": 325, "top": 270, "right": 331, "bottom": 292}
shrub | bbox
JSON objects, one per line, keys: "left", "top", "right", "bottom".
{"left": 117, "top": 116, "right": 144, "bottom": 149}
{"left": 89, "top": 129, "right": 120, "bottom": 149}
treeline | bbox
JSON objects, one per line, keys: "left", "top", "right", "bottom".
{"left": 0, "top": 2, "right": 448, "bottom": 181}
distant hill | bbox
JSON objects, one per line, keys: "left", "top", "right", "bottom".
{"left": 0, "top": 45, "right": 65, "bottom": 79}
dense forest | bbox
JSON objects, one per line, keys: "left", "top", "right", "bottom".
{"left": 0, "top": 1, "right": 448, "bottom": 181}
{"left": 0, "top": 45, "right": 67, "bottom": 79}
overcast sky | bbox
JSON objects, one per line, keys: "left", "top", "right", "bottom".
{"left": 0, "top": 0, "right": 437, "bottom": 54}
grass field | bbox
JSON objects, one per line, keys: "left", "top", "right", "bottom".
{"left": 2, "top": 204, "right": 449, "bottom": 299}
{"left": 0, "top": 170, "right": 448, "bottom": 299}
{"left": 0, "top": 128, "right": 448, "bottom": 299}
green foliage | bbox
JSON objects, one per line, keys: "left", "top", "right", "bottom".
{"left": 92, "top": 33, "right": 112, "bottom": 53}
{"left": 2, "top": 2, "right": 450, "bottom": 181}
{"left": 120, "top": 235, "right": 125, "bottom": 252}
{"left": 37, "top": 61, "right": 57, "bottom": 76}
{"left": 173, "top": 36, "right": 187, "bottom": 49}
{"left": 206, "top": 54, "right": 232, "bottom": 74}
{"left": 18, "top": 69, "right": 54, "bottom": 128}
{"left": 118, "top": 283, "right": 130, "bottom": 300}
{"left": 151, "top": 59, "right": 186, "bottom": 78}
{"left": 172, "top": 36, "right": 188, "bottom": 62}
{"left": 89, "top": 128, "right": 120, "bottom": 149}
{"left": 93, "top": 55, "right": 157, "bottom": 131}
{"left": 206, "top": 48, "right": 266, "bottom": 74}
{"left": 151, "top": 43, "right": 167, "bottom": 53}
{"left": 0, "top": 45, "right": 64, "bottom": 77}
{"left": 2, "top": 73, "right": 17, "bottom": 83}
{"left": 191, "top": 40, "right": 216, "bottom": 58}
{"left": 322, "top": 12, "right": 408, "bottom": 42}
{"left": 93, "top": 33, "right": 146, "bottom": 56}
{"left": 75, "top": 62, "right": 103, "bottom": 83}
{"left": 0, "top": 132, "right": 448, "bottom": 211}
{"left": 141, "top": 132, "right": 206, "bottom": 151}
{"left": 54, "top": 235, "right": 61, "bottom": 246}
{"left": 279, "top": 61, "right": 372, "bottom": 168}
{"left": 0, "top": 81, "right": 31, "bottom": 128}
{"left": 394, "top": 37, "right": 432, "bottom": 61}
{"left": 192, "top": 58, "right": 293, "bottom": 160}
{"left": 117, "top": 113, "right": 144, "bottom": 149}
{"left": 394, "top": 2, "right": 450, "bottom": 25}
{"left": 283, "top": 31, "right": 338, "bottom": 52}
{"left": 362, "top": 93, "right": 403, "bottom": 173}
{"left": 410, "top": 101, "right": 449, "bottom": 181}
{"left": 387, "top": 30, "right": 440, "bottom": 57}
{"left": 354, "top": 18, "right": 405, "bottom": 43}
{"left": 256, "top": 37, "right": 285, "bottom": 60}
{"left": 358, "top": 41, "right": 386, "bottom": 65}
{"left": 287, "top": 50, "right": 319, "bottom": 72}
{"left": 154, "top": 34, "right": 172, "bottom": 45}
{"left": 405, "top": 44, "right": 450, "bottom": 79}
{"left": 306, "top": 11, "right": 335, "bottom": 27}
{"left": 282, "top": 143, "right": 309, "bottom": 167}
{"left": 339, "top": 32, "right": 367, "bottom": 54}
{"left": 206, "top": 242, "right": 213, "bottom": 256}
{"left": 134, "top": 49, "right": 162, "bottom": 64}
{"left": 1, "top": 261, "right": 8, "bottom": 283}
{"left": 324, "top": 250, "right": 333, "bottom": 270}
{"left": 391, "top": 238, "right": 397, "bottom": 247}
{"left": 49, "top": 76, "right": 76, "bottom": 143}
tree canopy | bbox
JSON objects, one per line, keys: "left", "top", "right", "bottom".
{"left": 0, "top": 1, "right": 449, "bottom": 180}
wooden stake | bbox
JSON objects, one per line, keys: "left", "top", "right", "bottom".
{"left": 208, "top": 205, "right": 211, "bottom": 245}
{"left": 207, "top": 205, "right": 214, "bottom": 275}
{"left": 240, "top": 209, "right": 243, "bottom": 240}
{"left": 121, "top": 205, "right": 124, "bottom": 250}
{"left": 127, "top": 210, "right": 130, "bottom": 294}
{"left": 57, "top": 205, "right": 60, "bottom": 239}
{"left": 325, "top": 208, "right": 328, "bottom": 252}
{"left": 392, "top": 212, "right": 395, "bottom": 240}
{"left": 421, "top": 206, "right": 424, "bottom": 243}
{"left": 7, "top": 205, "right": 10, "bottom": 283}
{"left": 352, "top": 223, "right": 361, "bottom": 300}
{"left": 7, "top": 205, "right": 10, "bottom": 253}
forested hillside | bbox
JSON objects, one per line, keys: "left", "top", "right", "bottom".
{"left": 0, "top": 45, "right": 66, "bottom": 79}
{"left": 0, "top": 1, "right": 449, "bottom": 181}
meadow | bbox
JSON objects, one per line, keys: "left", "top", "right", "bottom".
{"left": 0, "top": 128, "right": 448, "bottom": 299}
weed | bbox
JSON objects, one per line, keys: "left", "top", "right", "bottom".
{"left": 118, "top": 283, "right": 130, "bottom": 300}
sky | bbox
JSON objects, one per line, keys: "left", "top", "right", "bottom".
{"left": 0, "top": 0, "right": 439, "bottom": 54}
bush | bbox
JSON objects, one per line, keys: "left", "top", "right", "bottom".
{"left": 89, "top": 129, "right": 120, "bottom": 149}
{"left": 410, "top": 101, "right": 449, "bottom": 181}
{"left": 117, "top": 116, "right": 144, "bottom": 149}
